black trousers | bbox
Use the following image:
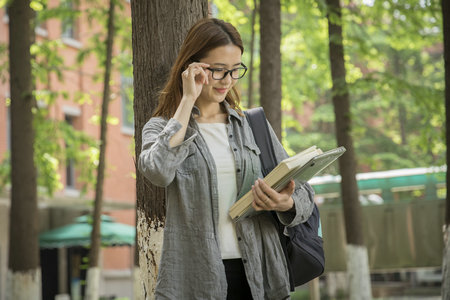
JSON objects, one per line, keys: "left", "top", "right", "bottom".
{"left": 223, "top": 259, "right": 253, "bottom": 300}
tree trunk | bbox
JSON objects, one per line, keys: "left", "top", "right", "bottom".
{"left": 260, "top": 0, "right": 282, "bottom": 140}
{"left": 442, "top": 0, "right": 450, "bottom": 298}
{"left": 247, "top": 0, "right": 257, "bottom": 108}
{"left": 131, "top": 1, "right": 208, "bottom": 298}
{"left": 133, "top": 211, "right": 144, "bottom": 300}
{"left": 325, "top": 0, "right": 372, "bottom": 299}
{"left": 7, "top": 0, "right": 41, "bottom": 299}
{"left": 392, "top": 50, "right": 407, "bottom": 145}
{"left": 85, "top": 0, "right": 115, "bottom": 299}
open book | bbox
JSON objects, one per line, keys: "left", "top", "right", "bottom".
{"left": 229, "top": 146, "right": 346, "bottom": 222}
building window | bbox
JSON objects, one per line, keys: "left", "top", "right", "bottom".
{"left": 35, "top": 9, "right": 48, "bottom": 36}
{"left": 61, "top": 0, "right": 78, "bottom": 40}
{"left": 121, "top": 76, "right": 134, "bottom": 134}
{"left": 65, "top": 115, "right": 76, "bottom": 189}
{"left": 3, "top": 7, "right": 9, "bottom": 23}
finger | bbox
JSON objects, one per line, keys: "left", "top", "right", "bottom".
{"left": 254, "top": 181, "right": 273, "bottom": 209}
{"left": 189, "top": 62, "right": 210, "bottom": 68}
{"left": 252, "top": 197, "right": 265, "bottom": 211}
{"left": 199, "top": 68, "right": 209, "bottom": 84}
{"left": 185, "top": 63, "right": 210, "bottom": 79}
{"left": 187, "top": 63, "right": 209, "bottom": 75}
{"left": 204, "top": 69, "right": 210, "bottom": 85}
{"left": 279, "top": 180, "right": 295, "bottom": 196}
{"left": 184, "top": 65, "right": 199, "bottom": 77}
{"left": 188, "top": 68, "right": 203, "bottom": 82}
{"left": 252, "top": 185, "right": 268, "bottom": 211}
{"left": 257, "top": 178, "right": 279, "bottom": 201}
{"left": 191, "top": 68, "right": 208, "bottom": 85}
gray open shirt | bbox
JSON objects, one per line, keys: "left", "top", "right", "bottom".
{"left": 138, "top": 103, "right": 315, "bottom": 300}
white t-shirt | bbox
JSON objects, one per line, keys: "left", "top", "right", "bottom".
{"left": 197, "top": 122, "right": 241, "bottom": 259}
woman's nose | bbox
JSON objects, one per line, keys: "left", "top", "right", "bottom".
{"left": 220, "top": 72, "right": 233, "bottom": 84}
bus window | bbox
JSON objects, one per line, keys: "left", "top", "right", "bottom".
{"left": 391, "top": 185, "right": 426, "bottom": 202}
{"left": 315, "top": 192, "right": 340, "bottom": 205}
{"left": 436, "top": 183, "right": 446, "bottom": 199}
{"left": 359, "top": 189, "right": 383, "bottom": 205}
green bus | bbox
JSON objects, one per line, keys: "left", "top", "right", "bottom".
{"left": 310, "top": 166, "right": 446, "bottom": 205}
{"left": 310, "top": 166, "right": 446, "bottom": 273}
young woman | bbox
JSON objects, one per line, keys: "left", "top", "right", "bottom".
{"left": 138, "top": 18, "right": 315, "bottom": 300}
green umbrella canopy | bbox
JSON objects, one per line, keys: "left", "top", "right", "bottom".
{"left": 39, "top": 214, "right": 135, "bottom": 248}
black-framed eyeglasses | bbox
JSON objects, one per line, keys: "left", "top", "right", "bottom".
{"left": 206, "top": 63, "right": 248, "bottom": 80}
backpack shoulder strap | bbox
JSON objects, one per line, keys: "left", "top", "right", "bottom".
{"left": 244, "top": 107, "right": 296, "bottom": 291}
{"left": 244, "top": 107, "right": 278, "bottom": 176}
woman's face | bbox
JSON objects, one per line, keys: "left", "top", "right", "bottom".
{"left": 197, "top": 44, "right": 242, "bottom": 105}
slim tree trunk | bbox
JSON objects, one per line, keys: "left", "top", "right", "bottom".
{"left": 247, "top": 0, "right": 257, "bottom": 108}
{"left": 260, "top": 0, "right": 282, "bottom": 140}
{"left": 392, "top": 50, "right": 407, "bottom": 145}
{"left": 85, "top": 0, "right": 115, "bottom": 299}
{"left": 131, "top": 1, "right": 208, "bottom": 298}
{"left": 325, "top": 0, "right": 372, "bottom": 299}
{"left": 442, "top": 0, "right": 450, "bottom": 298}
{"left": 7, "top": 0, "right": 41, "bottom": 299}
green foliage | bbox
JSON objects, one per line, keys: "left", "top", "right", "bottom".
{"left": 32, "top": 108, "right": 99, "bottom": 196}
{"left": 339, "top": 0, "right": 444, "bottom": 170}
{"left": 0, "top": 107, "right": 99, "bottom": 196}
{"left": 214, "top": 0, "right": 261, "bottom": 107}
{"left": 0, "top": 152, "right": 10, "bottom": 193}
{"left": 0, "top": 0, "right": 133, "bottom": 196}
{"left": 31, "top": 40, "right": 65, "bottom": 83}
{"left": 76, "top": 0, "right": 132, "bottom": 77}
{"left": 0, "top": 43, "right": 7, "bottom": 85}
{"left": 213, "top": 0, "right": 444, "bottom": 173}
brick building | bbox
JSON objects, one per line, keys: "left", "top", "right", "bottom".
{"left": 0, "top": 1, "right": 136, "bottom": 299}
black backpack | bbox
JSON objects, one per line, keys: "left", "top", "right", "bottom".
{"left": 244, "top": 107, "right": 325, "bottom": 290}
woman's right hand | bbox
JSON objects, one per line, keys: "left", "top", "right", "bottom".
{"left": 181, "top": 62, "right": 210, "bottom": 102}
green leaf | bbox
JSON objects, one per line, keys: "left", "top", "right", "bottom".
{"left": 30, "top": 1, "right": 44, "bottom": 11}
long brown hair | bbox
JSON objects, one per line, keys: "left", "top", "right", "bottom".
{"left": 153, "top": 18, "right": 244, "bottom": 119}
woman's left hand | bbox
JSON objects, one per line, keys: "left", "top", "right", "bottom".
{"left": 251, "top": 178, "right": 295, "bottom": 212}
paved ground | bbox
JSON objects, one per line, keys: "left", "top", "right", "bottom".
{"left": 374, "top": 297, "right": 441, "bottom": 300}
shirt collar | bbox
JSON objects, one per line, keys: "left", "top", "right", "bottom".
{"left": 192, "top": 101, "right": 244, "bottom": 126}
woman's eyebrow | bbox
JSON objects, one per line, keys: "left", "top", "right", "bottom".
{"left": 211, "top": 62, "right": 242, "bottom": 67}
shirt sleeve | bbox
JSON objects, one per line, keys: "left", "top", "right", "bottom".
{"left": 138, "top": 117, "right": 197, "bottom": 187}
{"left": 263, "top": 120, "right": 315, "bottom": 227}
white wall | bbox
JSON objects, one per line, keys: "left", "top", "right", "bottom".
{"left": 102, "top": 269, "right": 133, "bottom": 299}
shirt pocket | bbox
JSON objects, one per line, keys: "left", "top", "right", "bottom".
{"left": 176, "top": 144, "right": 199, "bottom": 175}
{"left": 243, "top": 141, "right": 261, "bottom": 175}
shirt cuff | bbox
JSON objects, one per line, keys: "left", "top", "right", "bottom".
{"left": 276, "top": 183, "right": 314, "bottom": 227}
{"left": 159, "top": 118, "right": 197, "bottom": 152}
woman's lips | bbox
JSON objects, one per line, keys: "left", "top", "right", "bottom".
{"left": 214, "top": 88, "right": 228, "bottom": 94}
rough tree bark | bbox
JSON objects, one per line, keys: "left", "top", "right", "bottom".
{"left": 85, "top": 0, "right": 115, "bottom": 299}
{"left": 130, "top": 1, "right": 208, "bottom": 298}
{"left": 325, "top": 0, "right": 372, "bottom": 299}
{"left": 133, "top": 223, "right": 144, "bottom": 300}
{"left": 260, "top": 0, "right": 282, "bottom": 140}
{"left": 442, "top": 0, "right": 450, "bottom": 298}
{"left": 6, "top": 0, "right": 41, "bottom": 299}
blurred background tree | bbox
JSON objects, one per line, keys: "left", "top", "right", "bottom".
{"left": 213, "top": 0, "right": 443, "bottom": 172}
